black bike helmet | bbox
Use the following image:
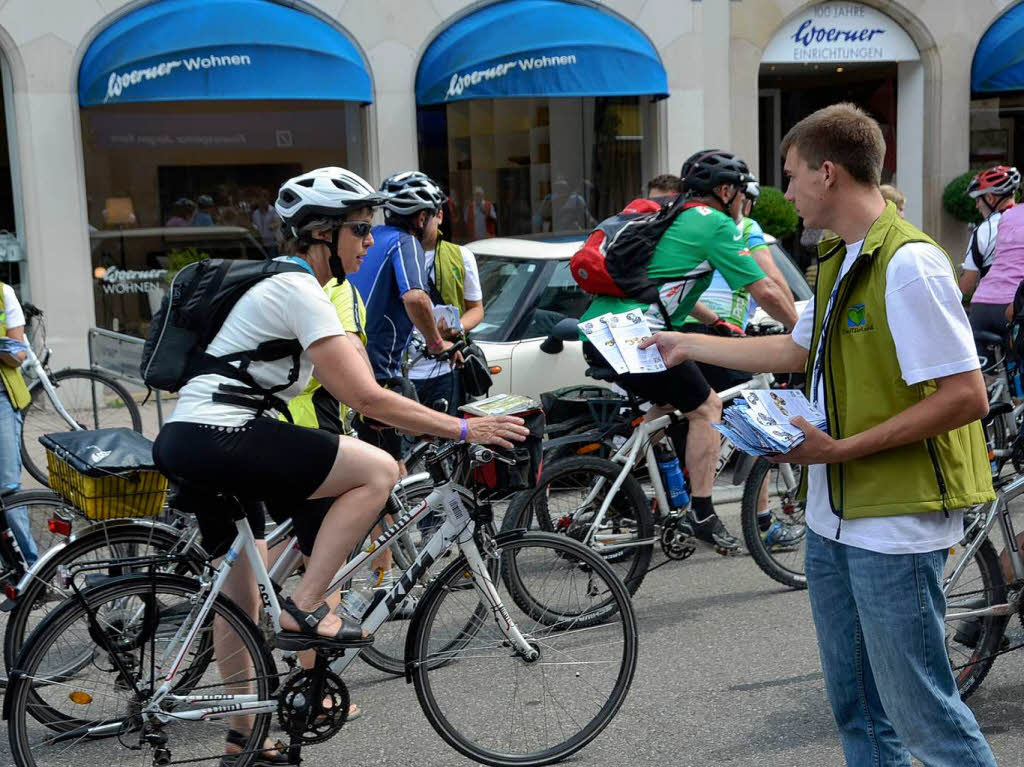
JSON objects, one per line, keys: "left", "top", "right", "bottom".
{"left": 680, "top": 150, "right": 751, "bottom": 196}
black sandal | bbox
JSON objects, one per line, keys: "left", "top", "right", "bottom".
{"left": 275, "top": 597, "right": 373, "bottom": 651}
{"left": 220, "top": 729, "right": 289, "bottom": 767}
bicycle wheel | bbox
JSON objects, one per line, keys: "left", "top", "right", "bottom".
{"left": 21, "top": 369, "right": 143, "bottom": 486}
{"left": 944, "top": 532, "right": 1008, "bottom": 700}
{"left": 0, "top": 489, "right": 92, "bottom": 568}
{"left": 411, "top": 530, "right": 637, "bottom": 767}
{"left": 500, "top": 455, "right": 653, "bottom": 596}
{"left": 7, "top": 573, "right": 275, "bottom": 767}
{"left": 740, "top": 458, "right": 807, "bottom": 590}
{"left": 4, "top": 519, "right": 207, "bottom": 688}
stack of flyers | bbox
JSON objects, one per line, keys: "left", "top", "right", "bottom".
{"left": 0, "top": 338, "right": 28, "bottom": 356}
{"left": 577, "top": 310, "right": 666, "bottom": 375}
{"left": 713, "top": 389, "right": 827, "bottom": 456}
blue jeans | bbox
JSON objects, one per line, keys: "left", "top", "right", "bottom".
{"left": 805, "top": 528, "right": 995, "bottom": 766}
{"left": 0, "top": 390, "right": 35, "bottom": 566}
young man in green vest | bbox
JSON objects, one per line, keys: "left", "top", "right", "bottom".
{"left": 642, "top": 103, "right": 996, "bottom": 765}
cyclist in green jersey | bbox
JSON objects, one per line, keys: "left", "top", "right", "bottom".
{"left": 580, "top": 150, "right": 797, "bottom": 553}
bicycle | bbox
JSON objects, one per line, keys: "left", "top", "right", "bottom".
{"left": 18, "top": 304, "right": 142, "bottom": 486}
{"left": 502, "top": 371, "right": 780, "bottom": 595}
{"left": 943, "top": 472, "right": 1024, "bottom": 699}
{"left": 973, "top": 329, "right": 1024, "bottom": 474}
{"left": 5, "top": 439, "right": 638, "bottom": 767}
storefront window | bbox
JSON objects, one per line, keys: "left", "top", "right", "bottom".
{"left": 418, "top": 96, "right": 646, "bottom": 243}
{"left": 81, "top": 99, "right": 367, "bottom": 336}
{"left": 969, "top": 95, "right": 1023, "bottom": 168}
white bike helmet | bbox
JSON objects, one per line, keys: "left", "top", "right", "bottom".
{"left": 380, "top": 171, "right": 446, "bottom": 218}
{"left": 276, "top": 167, "right": 386, "bottom": 238}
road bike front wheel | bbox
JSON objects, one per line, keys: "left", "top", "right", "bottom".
{"left": 410, "top": 530, "right": 638, "bottom": 767}
{"left": 7, "top": 573, "right": 275, "bottom": 767}
{"left": 740, "top": 458, "right": 807, "bottom": 590}
{"left": 500, "top": 455, "right": 652, "bottom": 596}
{"left": 21, "top": 369, "right": 143, "bottom": 486}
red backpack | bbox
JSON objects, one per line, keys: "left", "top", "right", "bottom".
{"left": 570, "top": 196, "right": 702, "bottom": 322}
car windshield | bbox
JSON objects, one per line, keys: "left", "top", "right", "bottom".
{"left": 769, "top": 243, "right": 813, "bottom": 301}
{"left": 473, "top": 255, "right": 544, "bottom": 341}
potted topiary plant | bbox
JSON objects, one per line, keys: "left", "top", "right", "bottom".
{"left": 750, "top": 186, "right": 799, "bottom": 240}
{"left": 943, "top": 171, "right": 984, "bottom": 226}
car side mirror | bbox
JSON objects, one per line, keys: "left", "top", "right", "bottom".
{"left": 541, "top": 317, "right": 581, "bottom": 355}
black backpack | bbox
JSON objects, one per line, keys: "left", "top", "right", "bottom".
{"left": 140, "top": 258, "right": 309, "bottom": 419}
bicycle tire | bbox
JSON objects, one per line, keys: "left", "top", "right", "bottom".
{"left": 7, "top": 573, "right": 274, "bottom": 767}
{"left": 0, "top": 489, "right": 94, "bottom": 574}
{"left": 21, "top": 368, "right": 143, "bottom": 486}
{"left": 500, "top": 455, "right": 653, "bottom": 596}
{"left": 739, "top": 459, "right": 807, "bottom": 590}
{"left": 944, "top": 535, "right": 1007, "bottom": 700}
{"left": 3, "top": 519, "right": 207, "bottom": 686}
{"left": 410, "top": 530, "right": 638, "bottom": 767}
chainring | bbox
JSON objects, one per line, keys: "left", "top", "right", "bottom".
{"left": 660, "top": 516, "right": 697, "bottom": 560}
{"left": 276, "top": 667, "right": 350, "bottom": 745}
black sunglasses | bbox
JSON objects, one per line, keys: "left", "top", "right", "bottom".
{"left": 340, "top": 221, "right": 373, "bottom": 238}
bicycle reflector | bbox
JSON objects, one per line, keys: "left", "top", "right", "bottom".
{"left": 68, "top": 691, "right": 92, "bottom": 705}
{"left": 48, "top": 515, "right": 72, "bottom": 538}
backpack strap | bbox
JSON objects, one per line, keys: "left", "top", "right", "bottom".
{"left": 971, "top": 225, "right": 991, "bottom": 280}
{"left": 196, "top": 339, "right": 304, "bottom": 421}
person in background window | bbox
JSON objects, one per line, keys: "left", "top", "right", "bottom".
{"left": 406, "top": 207, "right": 484, "bottom": 415}
{"left": 192, "top": 195, "right": 215, "bottom": 227}
{"left": 165, "top": 198, "right": 195, "bottom": 227}
{"left": 879, "top": 184, "right": 906, "bottom": 217}
{"left": 465, "top": 186, "right": 497, "bottom": 240}
{"left": 252, "top": 192, "right": 283, "bottom": 258}
{"left": 0, "top": 282, "right": 36, "bottom": 567}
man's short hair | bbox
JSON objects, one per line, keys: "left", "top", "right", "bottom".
{"left": 780, "top": 103, "right": 885, "bottom": 186}
{"left": 646, "top": 174, "right": 682, "bottom": 196}
{"left": 878, "top": 184, "right": 905, "bottom": 210}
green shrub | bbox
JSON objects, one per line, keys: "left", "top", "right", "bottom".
{"left": 166, "top": 247, "right": 209, "bottom": 283}
{"left": 750, "top": 186, "right": 798, "bottom": 239}
{"left": 943, "top": 171, "right": 983, "bottom": 225}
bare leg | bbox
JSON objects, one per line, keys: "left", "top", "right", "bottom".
{"left": 683, "top": 391, "right": 722, "bottom": 498}
{"left": 280, "top": 436, "right": 398, "bottom": 638}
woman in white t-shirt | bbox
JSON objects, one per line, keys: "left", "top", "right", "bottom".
{"left": 153, "top": 169, "right": 526, "bottom": 652}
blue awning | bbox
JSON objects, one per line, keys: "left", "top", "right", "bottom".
{"left": 416, "top": 0, "right": 668, "bottom": 105}
{"left": 79, "top": 0, "right": 372, "bottom": 106}
{"left": 973, "top": 4, "right": 1024, "bottom": 94}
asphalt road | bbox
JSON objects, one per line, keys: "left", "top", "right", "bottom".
{"left": 4, "top": 496, "right": 1024, "bottom": 766}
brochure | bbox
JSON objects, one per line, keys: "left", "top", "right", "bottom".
{"left": 713, "top": 389, "right": 827, "bottom": 456}
{"left": 577, "top": 310, "right": 666, "bottom": 375}
{"left": 460, "top": 393, "right": 540, "bottom": 416}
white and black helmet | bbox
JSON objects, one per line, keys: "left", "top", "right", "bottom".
{"left": 276, "top": 167, "right": 386, "bottom": 238}
{"left": 380, "top": 171, "right": 446, "bottom": 218}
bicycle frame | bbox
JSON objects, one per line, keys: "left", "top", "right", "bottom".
{"left": 139, "top": 473, "right": 535, "bottom": 724}
{"left": 570, "top": 373, "right": 774, "bottom": 554}
{"left": 18, "top": 345, "right": 80, "bottom": 430}
{"left": 945, "top": 473, "right": 1024, "bottom": 622}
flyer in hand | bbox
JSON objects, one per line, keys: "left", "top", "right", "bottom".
{"left": 577, "top": 310, "right": 666, "bottom": 375}
{"left": 714, "top": 389, "right": 827, "bottom": 456}
{"left": 0, "top": 338, "right": 28, "bottom": 356}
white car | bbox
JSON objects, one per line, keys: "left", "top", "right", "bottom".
{"left": 470, "top": 233, "right": 812, "bottom": 400}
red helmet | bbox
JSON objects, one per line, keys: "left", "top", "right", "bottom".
{"left": 967, "top": 165, "right": 1021, "bottom": 199}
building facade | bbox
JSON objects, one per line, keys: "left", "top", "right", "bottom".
{"left": 0, "top": 0, "right": 1016, "bottom": 362}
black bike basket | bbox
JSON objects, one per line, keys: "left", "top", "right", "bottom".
{"left": 467, "top": 408, "right": 545, "bottom": 501}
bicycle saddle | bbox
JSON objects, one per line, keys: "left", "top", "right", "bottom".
{"left": 973, "top": 330, "right": 1004, "bottom": 347}
{"left": 983, "top": 401, "right": 1013, "bottom": 425}
{"left": 585, "top": 365, "right": 619, "bottom": 382}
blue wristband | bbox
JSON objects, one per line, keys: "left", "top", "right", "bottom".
{"left": 459, "top": 418, "right": 468, "bottom": 442}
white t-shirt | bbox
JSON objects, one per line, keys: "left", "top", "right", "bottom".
{"left": 2, "top": 284, "right": 25, "bottom": 329}
{"left": 963, "top": 210, "right": 1004, "bottom": 272}
{"left": 792, "top": 240, "right": 978, "bottom": 554}
{"left": 168, "top": 262, "right": 345, "bottom": 427}
{"left": 407, "top": 245, "right": 483, "bottom": 381}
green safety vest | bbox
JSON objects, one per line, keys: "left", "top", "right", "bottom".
{"left": 801, "top": 202, "right": 994, "bottom": 519}
{"left": 0, "top": 284, "right": 30, "bottom": 411}
{"left": 433, "top": 240, "right": 466, "bottom": 312}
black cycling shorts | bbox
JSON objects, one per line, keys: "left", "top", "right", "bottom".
{"left": 582, "top": 341, "right": 711, "bottom": 413}
{"left": 266, "top": 497, "right": 333, "bottom": 557}
{"left": 154, "top": 418, "right": 339, "bottom": 557}
{"left": 678, "top": 325, "right": 752, "bottom": 393}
